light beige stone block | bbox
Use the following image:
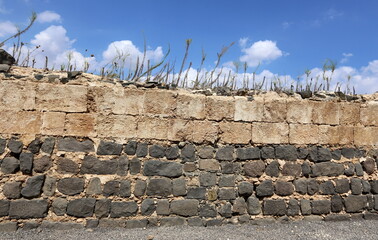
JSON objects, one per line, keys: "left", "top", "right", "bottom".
{"left": 144, "top": 90, "right": 176, "bottom": 116}
{"left": 199, "top": 159, "right": 220, "bottom": 172}
{"left": 339, "top": 125, "right": 354, "bottom": 145}
{"left": 88, "top": 85, "right": 114, "bottom": 114}
{"left": 65, "top": 113, "right": 96, "bottom": 137}
{"left": 137, "top": 116, "right": 169, "bottom": 140}
{"left": 206, "top": 96, "right": 235, "bottom": 121}
{"left": 219, "top": 121, "right": 252, "bottom": 144}
{"left": 252, "top": 122, "right": 289, "bottom": 144}
{"left": 0, "top": 81, "right": 36, "bottom": 111}
{"left": 113, "top": 88, "right": 145, "bottom": 115}
{"left": 289, "top": 124, "right": 318, "bottom": 144}
{"left": 264, "top": 99, "right": 287, "bottom": 122}
{"left": 41, "top": 112, "right": 65, "bottom": 135}
{"left": 176, "top": 93, "right": 206, "bottom": 120}
{"left": 37, "top": 83, "right": 87, "bottom": 112}
{"left": 318, "top": 125, "right": 339, "bottom": 145}
{"left": 287, "top": 100, "right": 313, "bottom": 124}
{"left": 360, "top": 102, "right": 378, "bottom": 126}
{"left": 312, "top": 101, "right": 340, "bottom": 125}
{"left": 97, "top": 114, "right": 137, "bottom": 138}
{"left": 167, "top": 119, "right": 191, "bottom": 142}
{"left": 340, "top": 102, "right": 360, "bottom": 125}
{"left": 234, "top": 97, "right": 264, "bottom": 122}
{"left": 190, "top": 120, "right": 219, "bottom": 144}
{"left": 354, "top": 126, "right": 378, "bottom": 147}
{"left": 0, "top": 111, "right": 41, "bottom": 134}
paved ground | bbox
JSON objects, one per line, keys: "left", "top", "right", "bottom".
{"left": 1, "top": 220, "right": 377, "bottom": 240}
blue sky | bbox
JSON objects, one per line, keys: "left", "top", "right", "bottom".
{"left": 1, "top": 0, "right": 377, "bottom": 93}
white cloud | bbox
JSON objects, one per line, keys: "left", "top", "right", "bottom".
{"left": 325, "top": 8, "right": 343, "bottom": 20}
{"left": 0, "top": 21, "right": 18, "bottom": 37}
{"left": 341, "top": 53, "right": 353, "bottom": 63}
{"left": 239, "top": 37, "right": 248, "bottom": 48}
{"left": 37, "top": 11, "right": 62, "bottom": 23}
{"left": 239, "top": 40, "right": 283, "bottom": 67}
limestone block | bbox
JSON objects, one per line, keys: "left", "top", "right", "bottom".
{"left": 360, "top": 102, "right": 378, "bottom": 126}
{"left": 264, "top": 99, "right": 287, "bottom": 122}
{"left": 252, "top": 122, "right": 289, "bottom": 144}
{"left": 340, "top": 102, "right": 360, "bottom": 125}
{"left": 287, "top": 100, "right": 313, "bottom": 124}
{"left": 289, "top": 124, "right": 318, "bottom": 144}
{"left": 219, "top": 122, "right": 251, "bottom": 144}
{"left": 0, "top": 81, "right": 36, "bottom": 111}
{"left": 88, "top": 86, "right": 114, "bottom": 114}
{"left": 97, "top": 114, "right": 137, "bottom": 138}
{"left": 0, "top": 111, "right": 41, "bottom": 134}
{"left": 65, "top": 113, "right": 96, "bottom": 137}
{"left": 206, "top": 96, "right": 235, "bottom": 121}
{"left": 354, "top": 126, "right": 378, "bottom": 147}
{"left": 41, "top": 112, "right": 65, "bottom": 135}
{"left": 318, "top": 125, "right": 339, "bottom": 145}
{"left": 176, "top": 93, "right": 206, "bottom": 120}
{"left": 36, "top": 83, "right": 87, "bottom": 112}
{"left": 113, "top": 89, "right": 145, "bottom": 115}
{"left": 190, "top": 120, "right": 219, "bottom": 144}
{"left": 144, "top": 90, "right": 176, "bottom": 116}
{"left": 312, "top": 101, "right": 340, "bottom": 125}
{"left": 234, "top": 97, "right": 264, "bottom": 122}
{"left": 167, "top": 119, "right": 191, "bottom": 142}
{"left": 137, "top": 117, "right": 169, "bottom": 140}
{"left": 339, "top": 126, "right": 354, "bottom": 145}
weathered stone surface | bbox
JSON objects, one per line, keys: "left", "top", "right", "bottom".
{"left": 205, "top": 218, "right": 223, "bottom": 227}
{"left": 42, "top": 176, "right": 56, "bottom": 196}
{"left": 0, "top": 138, "right": 6, "bottom": 155}
{"left": 247, "top": 195, "right": 261, "bottom": 215}
{"left": 67, "top": 198, "right": 96, "bottom": 217}
{"left": 21, "top": 175, "right": 45, "bottom": 198}
{"left": 176, "top": 93, "right": 206, "bottom": 119}
{"left": 252, "top": 122, "right": 289, "bottom": 144}
{"left": 199, "top": 204, "right": 217, "bottom": 218}
{"left": 301, "top": 199, "right": 311, "bottom": 215}
{"left": 97, "top": 140, "right": 122, "bottom": 155}
{"left": 265, "top": 161, "right": 280, "bottom": 177}
{"left": 263, "top": 199, "right": 286, "bottom": 216}
{"left": 119, "top": 180, "right": 131, "bottom": 198}
{"left": 218, "top": 202, "right": 232, "bottom": 218}
{"left": 181, "top": 144, "right": 195, "bottom": 162}
{"left": 8, "top": 139, "right": 23, "bottom": 154}
{"left": 256, "top": 180, "right": 274, "bottom": 197}
{"left": 57, "top": 177, "right": 85, "bottom": 195}
{"left": 218, "top": 175, "right": 235, "bottom": 187}
{"left": 134, "top": 180, "right": 147, "bottom": 197}
{"left": 3, "top": 182, "right": 21, "bottom": 199}
{"left": 52, "top": 198, "right": 68, "bottom": 216}
{"left": 136, "top": 142, "right": 148, "bottom": 157}
{"left": 220, "top": 122, "right": 251, "bottom": 144}
{"left": 363, "top": 158, "right": 375, "bottom": 174}
{"left": 312, "top": 162, "right": 344, "bottom": 177}
{"left": 65, "top": 113, "right": 95, "bottom": 136}
{"left": 57, "top": 137, "right": 94, "bottom": 152}
{"left": 9, "top": 200, "right": 48, "bottom": 219}
{"left": 147, "top": 145, "right": 165, "bottom": 158}
{"left": 1, "top": 157, "right": 19, "bottom": 174}
{"left": 0, "top": 222, "right": 17, "bottom": 232}
{"left": 40, "top": 221, "right": 84, "bottom": 230}
{"left": 331, "top": 149, "right": 341, "bottom": 160}
{"left": 41, "top": 137, "right": 55, "bottom": 155}
{"left": 57, "top": 158, "right": 79, "bottom": 174}
{"left": 129, "top": 157, "right": 141, "bottom": 175}
{"left": 216, "top": 146, "right": 234, "bottom": 161}
{"left": 33, "top": 156, "right": 52, "bottom": 173}
{"left": 124, "top": 140, "right": 137, "bottom": 155}
{"left": 331, "top": 195, "right": 343, "bottom": 213}
{"left": 287, "top": 199, "right": 300, "bottom": 216}
{"left": 344, "top": 195, "right": 367, "bottom": 213}
{"left": 206, "top": 95, "right": 234, "bottom": 121}
{"left": 143, "top": 160, "right": 182, "bottom": 177}
{"left": 232, "top": 197, "right": 247, "bottom": 215}
{"left": 362, "top": 180, "right": 371, "bottom": 193}
{"left": 282, "top": 163, "right": 302, "bottom": 177}
{"left": 335, "top": 179, "right": 350, "bottom": 194}
{"left": 355, "top": 163, "right": 364, "bottom": 176}
{"left": 103, "top": 180, "right": 120, "bottom": 196}
{"left": 218, "top": 188, "right": 236, "bottom": 200}
{"left": 110, "top": 201, "right": 138, "bottom": 218}
{"left": 275, "top": 181, "right": 294, "bottom": 196}
{"left": 371, "top": 180, "right": 378, "bottom": 194}
{"left": 156, "top": 200, "right": 170, "bottom": 216}
{"left": 289, "top": 124, "right": 318, "bottom": 144}
{"left": 81, "top": 155, "right": 118, "bottom": 175}
{"left": 166, "top": 145, "right": 179, "bottom": 160}
{"left": 199, "top": 159, "right": 220, "bottom": 172}
{"left": 86, "top": 177, "right": 102, "bottom": 195}
{"left": 27, "top": 139, "right": 41, "bottom": 154}
{"left": 171, "top": 199, "right": 198, "bottom": 217}
{"left": 275, "top": 145, "right": 297, "bottom": 161}
{"left": 141, "top": 199, "right": 156, "bottom": 216}
{"left": 116, "top": 156, "right": 128, "bottom": 176}
{"left": 351, "top": 178, "right": 362, "bottom": 195}
{"left": 125, "top": 219, "right": 148, "bottom": 229}
{"left": 294, "top": 179, "right": 307, "bottom": 195}
{"left": 198, "top": 146, "right": 214, "bottom": 159}
{"left": 187, "top": 187, "right": 206, "bottom": 199}
{"left": 146, "top": 178, "right": 172, "bottom": 197}
{"left": 95, "top": 199, "right": 110, "bottom": 218}
{"left": 341, "top": 148, "right": 356, "bottom": 159}
{"left": 311, "top": 200, "right": 331, "bottom": 215}
{"left": 19, "top": 152, "right": 33, "bottom": 174}
{"left": 221, "top": 162, "right": 240, "bottom": 174}
{"left": 309, "top": 147, "right": 333, "bottom": 162}
{"left": 344, "top": 162, "right": 355, "bottom": 176}
{"left": 236, "top": 147, "right": 260, "bottom": 160}
{"left": 0, "top": 200, "right": 9, "bottom": 217}
{"left": 319, "top": 181, "right": 336, "bottom": 195}
{"left": 172, "top": 178, "right": 187, "bottom": 196}
{"left": 199, "top": 172, "right": 217, "bottom": 187}
{"left": 244, "top": 160, "right": 265, "bottom": 177}
{"left": 301, "top": 162, "right": 312, "bottom": 177}
{"left": 160, "top": 217, "right": 187, "bottom": 227}
{"left": 188, "top": 217, "right": 204, "bottom": 226}
{"left": 261, "top": 146, "right": 275, "bottom": 159}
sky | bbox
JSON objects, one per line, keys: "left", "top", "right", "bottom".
{"left": 0, "top": 0, "right": 377, "bottom": 93}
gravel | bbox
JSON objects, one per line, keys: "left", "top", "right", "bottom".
{"left": 1, "top": 220, "right": 378, "bottom": 240}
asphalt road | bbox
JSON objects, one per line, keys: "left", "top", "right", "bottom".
{"left": 1, "top": 220, "right": 377, "bottom": 240}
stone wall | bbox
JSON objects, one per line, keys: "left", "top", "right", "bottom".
{"left": 0, "top": 67, "right": 378, "bottom": 231}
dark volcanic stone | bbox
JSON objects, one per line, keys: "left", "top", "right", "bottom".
{"left": 110, "top": 201, "right": 138, "bottom": 218}
{"left": 331, "top": 195, "right": 343, "bottom": 213}
{"left": 216, "top": 146, "right": 234, "bottom": 161}
{"left": 181, "top": 144, "right": 195, "bottom": 162}
{"left": 95, "top": 199, "right": 111, "bottom": 218}
{"left": 33, "top": 156, "right": 52, "bottom": 173}
{"left": 117, "top": 156, "right": 129, "bottom": 176}
{"left": 86, "top": 178, "right": 102, "bottom": 195}
{"left": 149, "top": 145, "right": 165, "bottom": 158}
{"left": 103, "top": 181, "right": 120, "bottom": 196}
{"left": 232, "top": 197, "right": 247, "bottom": 215}
{"left": 57, "top": 158, "right": 79, "bottom": 174}
{"left": 218, "top": 202, "right": 232, "bottom": 218}
{"left": 42, "top": 176, "right": 56, "bottom": 197}
{"left": 166, "top": 145, "right": 179, "bottom": 160}
{"left": 143, "top": 160, "right": 182, "bottom": 177}
{"left": 344, "top": 162, "right": 355, "bottom": 176}
{"left": 198, "top": 146, "right": 214, "bottom": 159}
{"left": 294, "top": 179, "right": 308, "bottom": 195}
{"left": 27, "top": 139, "right": 41, "bottom": 154}
{"left": 350, "top": 178, "right": 362, "bottom": 195}
{"left": 301, "top": 162, "right": 312, "bottom": 177}
{"left": 265, "top": 161, "right": 280, "bottom": 177}
{"left": 261, "top": 147, "right": 275, "bottom": 159}
{"left": 344, "top": 195, "right": 367, "bottom": 213}
{"left": 9, "top": 200, "right": 48, "bottom": 219}
{"left": 57, "top": 137, "right": 94, "bottom": 152}
{"left": 134, "top": 180, "right": 146, "bottom": 197}
{"left": 236, "top": 147, "right": 260, "bottom": 160}
{"left": 287, "top": 199, "right": 300, "bottom": 216}
{"left": 156, "top": 200, "right": 170, "bottom": 216}
{"left": 256, "top": 180, "right": 274, "bottom": 197}
{"left": 275, "top": 181, "right": 294, "bottom": 196}
{"left": 275, "top": 145, "right": 297, "bottom": 161}
{"left": 311, "top": 200, "right": 331, "bottom": 215}
{"left": 263, "top": 199, "right": 286, "bottom": 216}
{"left": 218, "top": 188, "right": 236, "bottom": 200}
{"left": 282, "top": 163, "right": 302, "bottom": 177}
{"left": 67, "top": 198, "right": 96, "bottom": 217}
{"left": 136, "top": 143, "right": 148, "bottom": 157}
{"left": 1, "top": 157, "right": 19, "bottom": 174}
{"left": 218, "top": 175, "right": 235, "bottom": 187}
{"left": 199, "top": 172, "right": 217, "bottom": 187}
{"left": 319, "top": 181, "right": 335, "bottom": 195}
{"left": 341, "top": 148, "right": 356, "bottom": 159}
{"left": 355, "top": 163, "right": 364, "bottom": 176}
{"left": 172, "top": 178, "right": 187, "bottom": 196}
{"left": 309, "top": 147, "right": 332, "bottom": 162}
{"left": 141, "top": 199, "right": 156, "bottom": 216}
{"left": 0, "top": 200, "right": 9, "bottom": 217}
{"left": 0, "top": 49, "right": 16, "bottom": 65}
{"left": 129, "top": 157, "right": 141, "bottom": 175}
{"left": 307, "top": 179, "right": 319, "bottom": 195}
{"left": 81, "top": 155, "right": 118, "bottom": 175}
{"left": 247, "top": 195, "right": 261, "bottom": 215}
{"left": 363, "top": 158, "right": 375, "bottom": 174}
{"left": 3, "top": 182, "right": 21, "bottom": 199}
{"left": 312, "top": 162, "right": 344, "bottom": 177}
{"left": 244, "top": 160, "right": 265, "bottom": 177}
{"left": 97, "top": 140, "right": 122, "bottom": 155}
{"left": 119, "top": 180, "right": 131, "bottom": 198}
{"left": 187, "top": 187, "right": 206, "bottom": 199}
{"left": 199, "top": 204, "right": 217, "bottom": 218}
{"left": 19, "top": 152, "right": 33, "bottom": 174}
{"left": 146, "top": 178, "right": 172, "bottom": 197}
{"left": 171, "top": 199, "right": 199, "bottom": 217}
{"left": 370, "top": 180, "right": 378, "bottom": 194}
{"left": 297, "top": 148, "right": 309, "bottom": 159}
{"left": 21, "top": 175, "right": 45, "bottom": 198}
{"left": 332, "top": 149, "right": 341, "bottom": 160}
{"left": 57, "top": 177, "right": 85, "bottom": 195}
{"left": 52, "top": 198, "right": 68, "bottom": 216}
{"left": 8, "top": 139, "right": 23, "bottom": 154}
{"left": 0, "top": 139, "right": 6, "bottom": 155}
{"left": 124, "top": 140, "right": 137, "bottom": 155}
{"left": 41, "top": 137, "right": 55, "bottom": 155}
{"left": 335, "top": 179, "right": 350, "bottom": 194}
